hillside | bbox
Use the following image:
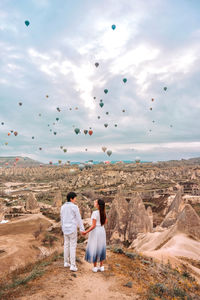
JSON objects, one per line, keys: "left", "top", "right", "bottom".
{"left": 0, "top": 157, "right": 42, "bottom": 167}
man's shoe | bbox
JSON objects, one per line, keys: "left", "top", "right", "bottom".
{"left": 92, "top": 267, "right": 98, "bottom": 273}
{"left": 70, "top": 265, "right": 78, "bottom": 272}
{"left": 64, "top": 262, "right": 70, "bottom": 268}
{"left": 99, "top": 266, "right": 104, "bottom": 272}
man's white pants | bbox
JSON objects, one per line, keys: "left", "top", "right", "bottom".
{"left": 64, "top": 231, "right": 77, "bottom": 267}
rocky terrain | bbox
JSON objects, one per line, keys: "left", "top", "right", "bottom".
{"left": 0, "top": 158, "right": 200, "bottom": 299}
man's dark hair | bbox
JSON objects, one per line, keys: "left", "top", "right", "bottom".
{"left": 67, "top": 192, "right": 77, "bottom": 202}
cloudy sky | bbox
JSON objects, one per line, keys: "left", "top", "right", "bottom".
{"left": 0, "top": 0, "right": 200, "bottom": 163}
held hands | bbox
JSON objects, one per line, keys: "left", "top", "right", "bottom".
{"left": 81, "top": 231, "right": 87, "bottom": 236}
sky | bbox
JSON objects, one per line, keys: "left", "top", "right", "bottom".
{"left": 0, "top": 0, "right": 200, "bottom": 163}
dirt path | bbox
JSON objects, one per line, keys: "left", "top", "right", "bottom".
{"left": 18, "top": 250, "right": 139, "bottom": 300}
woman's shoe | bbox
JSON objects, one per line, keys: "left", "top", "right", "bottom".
{"left": 92, "top": 267, "right": 98, "bottom": 272}
{"left": 99, "top": 266, "right": 104, "bottom": 272}
{"left": 70, "top": 265, "right": 78, "bottom": 272}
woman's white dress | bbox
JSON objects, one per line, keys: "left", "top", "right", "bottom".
{"left": 85, "top": 210, "right": 106, "bottom": 263}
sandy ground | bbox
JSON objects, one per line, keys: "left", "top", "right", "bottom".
{"left": 18, "top": 252, "right": 139, "bottom": 300}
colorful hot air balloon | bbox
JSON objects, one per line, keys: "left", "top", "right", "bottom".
{"left": 39, "top": 147, "right": 42, "bottom": 150}
{"left": 107, "top": 150, "right": 112, "bottom": 157}
{"left": 99, "top": 102, "right": 104, "bottom": 108}
{"left": 8, "top": 133, "right": 11, "bottom": 136}
{"left": 88, "top": 130, "right": 93, "bottom": 136}
{"left": 164, "top": 87, "right": 167, "bottom": 91}
{"left": 74, "top": 128, "right": 80, "bottom": 135}
{"left": 102, "top": 147, "right": 107, "bottom": 152}
{"left": 14, "top": 131, "right": 18, "bottom": 136}
{"left": 104, "top": 89, "right": 108, "bottom": 94}
{"left": 25, "top": 20, "right": 30, "bottom": 27}
{"left": 63, "top": 149, "right": 67, "bottom": 153}
{"left": 53, "top": 132, "right": 57, "bottom": 135}
{"left": 56, "top": 118, "right": 59, "bottom": 121}
{"left": 49, "top": 161, "right": 53, "bottom": 165}
{"left": 79, "top": 164, "right": 85, "bottom": 171}
{"left": 95, "top": 62, "right": 99, "bottom": 67}
{"left": 84, "top": 130, "right": 88, "bottom": 135}
{"left": 152, "top": 98, "right": 154, "bottom": 102}
{"left": 123, "top": 78, "right": 127, "bottom": 83}
{"left": 46, "top": 95, "right": 49, "bottom": 98}
{"left": 111, "top": 24, "right": 116, "bottom": 30}
{"left": 58, "top": 160, "right": 62, "bottom": 164}
{"left": 104, "top": 123, "right": 108, "bottom": 128}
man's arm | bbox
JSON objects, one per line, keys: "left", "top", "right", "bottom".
{"left": 75, "top": 206, "right": 85, "bottom": 232}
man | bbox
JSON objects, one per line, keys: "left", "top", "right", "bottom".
{"left": 60, "top": 192, "right": 84, "bottom": 272}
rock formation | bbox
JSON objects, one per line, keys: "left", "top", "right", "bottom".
{"left": 161, "top": 189, "right": 185, "bottom": 228}
{"left": 52, "top": 190, "right": 62, "bottom": 208}
{"left": 26, "top": 193, "right": 39, "bottom": 211}
{"left": 106, "top": 192, "right": 152, "bottom": 244}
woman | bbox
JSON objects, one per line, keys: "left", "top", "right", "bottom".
{"left": 83, "top": 199, "right": 107, "bottom": 272}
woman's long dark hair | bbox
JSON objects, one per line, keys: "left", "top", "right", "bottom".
{"left": 98, "top": 199, "right": 106, "bottom": 226}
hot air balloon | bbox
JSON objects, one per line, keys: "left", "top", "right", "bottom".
{"left": 95, "top": 62, "right": 99, "bottom": 67}
{"left": 93, "top": 97, "right": 96, "bottom": 100}
{"left": 56, "top": 118, "right": 59, "bottom": 121}
{"left": 49, "top": 161, "right": 53, "bottom": 165}
{"left": 1, "top": 122, "right": 4, "bottom": 125}
{"left": 57, "top": 107, "right": 61, "bottom": 112}
{"left": 97, "top": 116, "right": 100, "bottom": 119}
{"left": 58, "top": 160, "right": 62, "bottom": 164}
{"left": 46, "top": 95, "right": 49, "bottom": 98}
{"left": 60, "top": 146, "right": 63, "bottom": 149}
{"left": 88, "top": 130, "right": 93, "bottom": 136}
{"left": 63, "top": 149, "right": 67, "bottom": 153}
{"left": 150, "top": 107, "right": 152, "bottom": 111}
{"left": 39, "top": 113, "right": 41, "bottom": 117}
{"left": 10, "top": 130, "right": 13, "bottom": 133}
{"left": 75, "top": 107, "right": 78, "bottom": 110}
{"left": 5, "top": 142, "right": 8, "bottom": 145}
{"left": 123, "top": 78, "right": 127, "bottom": 83}
{"left": 152, "top": 98, "right": 154, "bottom": 102}
{"left": 53, "top": 132, "right": 57, "bottom": 135}
{"left": 104, "top": 89, "right": 108, "bottom": 94}
{"left": 99, "top": 102, "right": 104, "bottom": 108}
{"left": 107, "top": 150, "right": 112, "bottom": 157}
{"left": 8, "top": 133, "right": 11, "bottom": 136}
{"left": 102, "top": 147, "right": 107, "bottom": 152}
{"left": 74, "top": 128, "right": 80, "bottom": 135}
{"left": 69, "top": 108, "right": 72, "bottom": 110}
{"left": 164, "top": 87, "right": 167, "bottom": 91}
{"left": 84, "top": 130, "right": 88, "bottom": 135}
{"left": 122, "top": 109, "right": 125, "bottom": 113}
{"left": 111, "top": 24, "right": 116, "bottom": 30}
{"left": 79, "top": 164, "right": 85, "bottom": 171}
{"left": 135, "top": 157, "right": 141, "bottom": 164}
{"left": 32, "top": 136, "right": 34, "bottom": 139}
{"left": 170, "top": 125, "right": 173, "bottom": 128}
{"left": 25, "top": 20, "right": 30, "bottom": 26}
{"left": 19, "top": 102, "right": 22, "bottom": 106}
{"left": 152, "top": 120, "right": 155, "bottom": 123}
{"left": 14, "top": 131, "right": 18, "bottom": 136}
{"left": 39, "top": 147, "right": 42, "bottom": 150}
{"left": 106, "top": 112, "right": 109, "bottom": 115}
{"left": 85, "top": 148, "right": 88, "bottom": 151}
{"left": 114, "top": 124, "right": 117, "bottom": 127}
{"left": 104, "top": 123, "right": 108, "bottom": 128}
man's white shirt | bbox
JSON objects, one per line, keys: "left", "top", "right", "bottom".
{"left": 60, "top": 202, "right": 85, "bottom": 235}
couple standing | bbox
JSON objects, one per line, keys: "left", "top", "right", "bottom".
{"left": 60, "top": 192, "right": 107, "bottom": 272}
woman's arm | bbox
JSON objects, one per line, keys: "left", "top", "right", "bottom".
{"left": 83, "top": 219, "right": 96, "bottom": 235}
